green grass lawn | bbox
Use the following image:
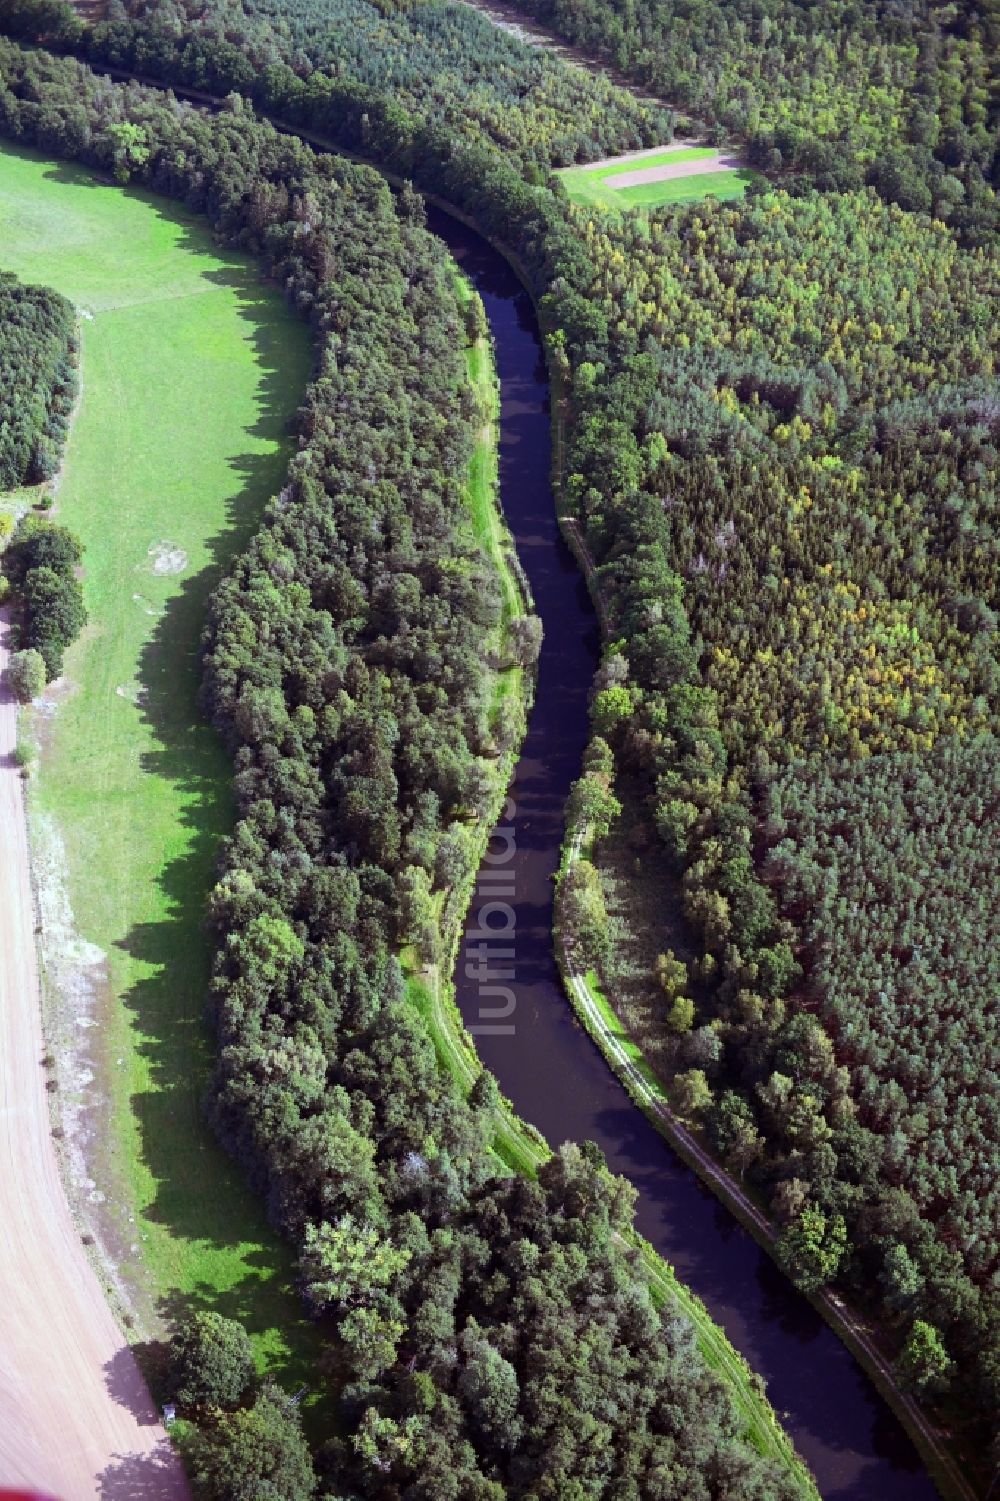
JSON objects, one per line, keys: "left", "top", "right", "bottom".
{"left": 451, "top": 270, "right": 525, "bottom": 718}
{"left": 617, "top": 168, "right": 756, "bottom": 206}
{"left": 595, "top": 145, "right": 716, "bottom": 177}
{"left": 399, "top": 270, "right": 542, "bottom": 1179}
{"left": 0, "top": 145, "right": 327, "bottom": 1410}
{"left": 561, "top": 144, "right": 757, "bottom": 212}
{"left": 562, "top": 143, "right": 714, "bottom": 191}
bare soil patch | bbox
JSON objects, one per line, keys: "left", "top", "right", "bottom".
{"left": 609, "top": 149, "right": 743, "bottom": 186}
{"left": 0, "top": 610, "right": 187, "bottom": 1498}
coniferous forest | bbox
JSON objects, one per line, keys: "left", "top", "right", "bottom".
{"left": 0, "top": 273, "right": 76, "bottom": 489}
{"left": 0, "top": 275, "right": 85, "bottom": 684}
{"left": 506, "top": 0, "right": 1000, "bottom": 242}
{"left": 0, "top": 33, "right": 814, "bottom": 1500}
{"left": 2, "top": 0, "right": 997, "bottom": 1490}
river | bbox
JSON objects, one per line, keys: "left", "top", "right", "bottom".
{"left": 35, "top": 43, "right": 952, "bottom": 1495}
{"left": 431, "top": 205, "right": 939, "bottom": 1501}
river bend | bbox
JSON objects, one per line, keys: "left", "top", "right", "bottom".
{"left": 433, "top": 206, "right": 938, "bottom": 1501}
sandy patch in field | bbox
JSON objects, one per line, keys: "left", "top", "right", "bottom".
{"left": 146, "top": 539, "right": 187, "bottom": 575}
{"left": 609, "top": 150, "right": 743, "bottom": 187}
{"left": 31, "top": 811, "right": 109, "bottom": 1205}
{"left": 575, "top": 140, "right": 705, "bottom": 172}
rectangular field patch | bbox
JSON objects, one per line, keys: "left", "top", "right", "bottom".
{"left": 560, "top": 142, "right": 757, "bottom": 212}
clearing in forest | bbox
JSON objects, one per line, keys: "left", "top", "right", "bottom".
{"left": 0, "top": 146, "right": 322, "bottom": 1399}
{"left": 561, "top": 141, "right": 756, "bottom": 210}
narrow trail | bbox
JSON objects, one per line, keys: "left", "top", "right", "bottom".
{"left": 0, "top": 611, "right": 187, "bottom": 1500}
{"left": 457, "top": 0, "right": 671, "bottom": 109}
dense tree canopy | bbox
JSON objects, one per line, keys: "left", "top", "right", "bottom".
{"left": 3, "top": 516, "right": 87, "bottom": 678}
{"left": 0, "top": 40, "right": 809, "bottom": 1497}
{"left": 7, "top": 646, "right": 46, "bottom": 701}
{"left": 566, "top": 190, "right": 1000, "bottom": 769}
{"left": 558, "top": 181, "right": 999, "bottom": 1445}
{"left": 764, "top": 738, "right": 999, "bottom": 1285}
{"left": 0, "top": 274, "right": 76, "bottom": 490}
{"left": 7, "top": 0, "right": 997, "bottom": 1471}
{"left": 507, "top": 0, "right": 1000, "bottom": 241}
{"left": 89, "top": 0, "right": 673, "bottom": 175}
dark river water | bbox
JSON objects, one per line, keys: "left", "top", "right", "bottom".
{"left": 428, "top": 205, "right": 938, "bottom": 1501}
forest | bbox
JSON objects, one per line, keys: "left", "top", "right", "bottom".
{"left": 5, "top": 0, "right": 997, "bottom": 1480}
{"left": 0, "top": 272, "right": 76, "bottom": 490}
{"left": 82, "top": 0, "right": 673, "bottom": 173}
{"left": 504, "top": 0, "right": 1000, "bottom": 242}
{"left": 763, "top": 735, "right": 999, "bottom": 1290}
{"left": 4, "top": 516, "right": 87, "bottom": 678}
{"left": 0, "top": 275, "right": 84, "bottom": 686}
{"left": 559, "top": 184, "right": 999, "bottom": 1450}
{"left": 565, "top": 189, "right": 999, "bottom": 767}
{"left": 0, "top": 35, "right": 810, "bottom": 1499}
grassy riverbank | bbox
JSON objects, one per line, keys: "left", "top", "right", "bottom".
{"left": 453, "top": 269, "right": 527, "bottom": 715}
{"left": 403, "top": 267, "right": 543, "bottom": 1175}
{"left": 0, "top": 143, "right": 322, "bottom": 1394}
{"left": 2, "top": 134, "right": 816, "bottom": 1493}
{"left": 404, "top": 273, "right": 817, "bottom": 1497}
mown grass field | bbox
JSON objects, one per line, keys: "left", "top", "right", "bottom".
{"left": 0, "top": 145, "right": 324, "bottom": 1402}
{"left": 616, "top": 167, "right": 756, "bottom": 205}
{"left": 561, "top": 144, "right": 756, "bottom": 211}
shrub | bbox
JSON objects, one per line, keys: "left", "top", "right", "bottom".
{"left": 673, "top": 1067, "right": 712, "bottom": 1117}
{"left": 896, "top": 1320, "right": 953, "bottom": 1395}
{"left": 8, "top": 647, "right": 46, "bottom": 701}
{"left": 778, "top": 1206, "right": 848, "bottom": 1292}
{"left": 168, "top": 1311, "right": 256, "bottom": 1412}
{"left": 508, "top": 613, "right": 543, "bottom": 667}
{"left": 23, "top": 564, "right": 86, "bottom": 678}
{"left": 188, "top": 1385, "right": 316, "bottom": 1501}
{"left": 5, "top": 517, "right": 82, "bottom": 585}
{"left": 559, "top": 857, "right": 611, "bottom": 968}
{"left": 667, "top": 994, "right": 695, "bottom": 1033}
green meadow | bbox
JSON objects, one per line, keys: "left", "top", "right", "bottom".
{"left": 617, "top": 168, "right": 756, "bottom": 205}
{"left": 0, "top": 145, "right": 324, "bottom": 1402}
{"left": 561, "top": 144, "right": 756, "bottom": 211}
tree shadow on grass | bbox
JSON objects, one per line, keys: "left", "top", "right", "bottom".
{"left": 53, "top": 179, "right": 326, "bottom": 1392}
